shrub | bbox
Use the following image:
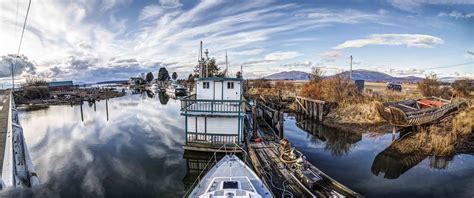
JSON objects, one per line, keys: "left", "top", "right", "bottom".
{"left": 452, "top": 79, "right": 473, "bottom": 97}
{"left": 417, "top": 73, "right": 451, "bottom": 97}
{"left": 22, "top": 86, "right": 50, "bottom": 99}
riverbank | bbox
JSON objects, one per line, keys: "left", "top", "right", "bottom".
{"left": 14, "top": 88, "right": 126, "bottom": 107}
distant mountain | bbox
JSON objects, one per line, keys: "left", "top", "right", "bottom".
{"left": 335, "top": 70, "right": 423, "bottom": 83}
{"left": 264, "top": 71, "right": 310, "bottom": 80}
{"left": 264, "top": 69, "right": 423, "bottom": 83}
{"left": 96, "top": 80, "right": 129, "bottom": 85}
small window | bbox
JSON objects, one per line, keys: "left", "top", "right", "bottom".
{"left": 203, "top": 82, "right": 210, "bottom": 89}
{"left": 223, "top": 181, "right": 239, "bottom": 189}
{"left": 227, "top": 82, "right": 234, "bottom": 89}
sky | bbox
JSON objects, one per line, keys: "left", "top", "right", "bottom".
{"left": 0, "top": 0, "right": 473, "bottom": 83}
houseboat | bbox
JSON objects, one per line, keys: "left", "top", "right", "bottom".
{"left": 166, "top": 83, "right": 187, "bottom": 96}
{"left": 180, "top": 76, "right": 244, "bottom": 152}
{"left": 180, "top": 41, "right": 244, "bottom": 152}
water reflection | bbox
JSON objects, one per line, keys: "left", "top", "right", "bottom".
{"left": 295, "top": 114, "right": 362, "bottom": 156}
{"left": 3, "top": 93, "right": 187, "bottom": 197}
{"left": 371, "top": 134, "right": 455, "bottom": 179}
{"left": 159, "top": 91, "right": 170, "bottom": 105}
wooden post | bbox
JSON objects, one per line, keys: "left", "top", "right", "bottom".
{"left": 93, "top": 100, "right": 96, "bottom": 112}
{"left": 106, "top": 91, "right": 109, "bottom": 121}
{"left": 318, "top": 103, "right": 323, "bottom": 122}
{"left": 80, "top": 98, "right": 84, "bottom": 122}
{"left": 252, "top": 105, "right": 257, "bottom": 138}
{"left": 392, "top": 126, "right": 396, "bottom": 141}
{"left": 278, "top": 111, "right": 284, "bottom": 140}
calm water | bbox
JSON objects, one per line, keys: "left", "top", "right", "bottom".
{"left": 2, "top": 90, "right": 473, "bottom": 197}
{"left": 285, "top": 116, "right": 474, "bottom": 198}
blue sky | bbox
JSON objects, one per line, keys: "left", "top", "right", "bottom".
{"left": 0, "top": 0, "right": 473, "bottom": 82}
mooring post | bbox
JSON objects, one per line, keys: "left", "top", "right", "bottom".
{"left": 252, "top": 104, "right": 257, "bottom": 139}
{"left": 106, "top": 90, "right": 109, "bottom": 121}
{"left": 278, "top": 111, "right": 284, "bottom": 140}
{"left": 392, "top": 126, "right": 396, "bottom": 141}
{"left": 80, "top": 98, "right": 84, "bottom": 122}
{"left": 318, "top": 103, "right": 323, "bottom": 122}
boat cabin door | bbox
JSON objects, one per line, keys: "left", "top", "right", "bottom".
{"left": 214, "top": 81, "right": 223, "bottom": 100}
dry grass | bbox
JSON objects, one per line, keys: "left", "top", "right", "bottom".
{"left": 326, "top": 102, "right": 383, "bottom": 124}
{"left": 393, "top": 102, "right": 473, "bottom": 156}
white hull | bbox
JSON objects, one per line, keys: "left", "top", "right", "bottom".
{"left": 188, "top": 155, "right": 272, "bottom": 198}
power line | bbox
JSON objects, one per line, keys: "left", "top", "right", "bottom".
{"left": 12, "top": 0, "right": 32, "bottom": 90}
{"left": 422, "top": 61, "right": 474, "bottom": 70}
{"left": 17, "top": 0, "right": 32, "bottom": 55}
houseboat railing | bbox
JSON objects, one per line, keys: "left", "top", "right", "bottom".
{"left": 181, "top": 94, "right": 243, "bottom": 113}
{"left": 186, "top": 132, "right": 239, "bottom": 147}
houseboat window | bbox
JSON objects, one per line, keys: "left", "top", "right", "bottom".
{"left": 203, "top": 82, "right": 210, "bottom": 89}
{"left": 227, "top": 82, "right": 234, "bottom": 89}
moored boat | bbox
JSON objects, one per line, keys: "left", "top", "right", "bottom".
{"left": 187, "top": 155, "right": 273, "bottom": 198}
{"left": 375, "top": 97, "right": 467, "bottom": 127}
{"left": 166, "top": 83, "right": 187, "bottom": 96}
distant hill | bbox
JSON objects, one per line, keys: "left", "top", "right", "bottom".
{"left": 264, "top": 71, "right": 310, "bottom": 80}
{"left": 264, "top": 69, "right": 423, "bottom": 83}
{"left": 96, "top": 80, "right": 129, "bottom": 85}
{"left": 335, "top": 70, "right": 423, "bottom": 83}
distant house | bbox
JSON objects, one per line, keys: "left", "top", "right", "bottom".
{"left": 129, "top": 77, "right": 145, "bottom": 86}
{"left": 47, "top": 81, "right": 74, "bottom": 91}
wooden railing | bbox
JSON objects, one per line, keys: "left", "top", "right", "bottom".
{"left": 181, "top": 94, "right": 242, "bottom": 113}
{"left": 186, "top": 132, "right": 239, "bottom": 148}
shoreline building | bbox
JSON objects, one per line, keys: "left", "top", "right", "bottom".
{"left": 180, "top": 42, "right": 244, "bottom": 152}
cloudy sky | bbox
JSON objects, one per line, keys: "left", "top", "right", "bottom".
{"left": 0, "top": 0, "right": 473, "bottom": 83}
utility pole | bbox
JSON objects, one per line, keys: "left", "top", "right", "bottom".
{"left": 11, "top": 61, "right": 14, "bottom": 91}
{"left": 349, "top": 55, "right": 353, "bottom": 80}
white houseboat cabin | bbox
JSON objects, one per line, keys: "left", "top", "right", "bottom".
{"left": 181, "top": 77, "right": 244, "bottom": 152}
{"left": 180, "top": 41, "right": 244, "bottom": 152}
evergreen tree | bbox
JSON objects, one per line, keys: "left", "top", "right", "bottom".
{"left": 157, "top": 67, "right": 170, "bottom": 81}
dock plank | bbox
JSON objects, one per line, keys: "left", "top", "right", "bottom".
{"left": 0, "top": 91, "right": 10, "bottom": 176}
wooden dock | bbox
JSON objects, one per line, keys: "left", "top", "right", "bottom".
{"left": 0, "top": 91, "right": 10, "bottom": 175}
{"left": 245, "top": 100, "right": 362, "bottom": 198}
{"left": 294, "top": 96, "right": 326, "bottom": 122}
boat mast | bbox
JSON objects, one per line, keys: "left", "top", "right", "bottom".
{"left": 225, "top": 50, "right": 228, "bottom": 77}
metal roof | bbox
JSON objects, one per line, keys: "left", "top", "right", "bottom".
{"left": 196, "top": 77, "right": 243, "bottom": 81}
{"left": 47, "top": 81, "right": 73, "bottom": 87}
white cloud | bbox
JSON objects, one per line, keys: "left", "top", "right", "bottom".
{"left": 387, "top": 68, "right": 425, "bottom": 76}
{"left": 438, "top": 11, "right": 474, "bottom": 19}
{"left": 319, "top": 51, "right": 342, "bottom": 58}
{"left": 388, "top": 0, "right": 474, "bottom": 12}
{"left": 160, "top": 0, "right": 182, "bottom": 9}
{"left": 334, "top": 34, "right": 444, "bottom": 49}
{"left": 264, "top": 51, "right": 302, "bottom": 61}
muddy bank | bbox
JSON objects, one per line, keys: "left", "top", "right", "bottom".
{"left": 15, "top": 89, "right": 126, "bottom": 107}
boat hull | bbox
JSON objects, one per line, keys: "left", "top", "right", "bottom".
{"left": 375, "top": 98, "right": 466, "bottom": 127}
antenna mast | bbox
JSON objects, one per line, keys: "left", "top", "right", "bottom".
{"left": 349, "top": 55, "right": 353, "bottom": 80}
{"left": 225, "top": 50, "right": 228, "bottom": 77}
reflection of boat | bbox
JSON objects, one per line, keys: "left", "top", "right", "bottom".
{"left": 375, "top": 97, "right": 466, "bottom": 127}
{"left": 188, "top": 155, "right": 272, "bottom": 198}
{"left": 371, "top": 137, "right": 427, "bottom": 179}
{"left": 166, "top": 83, "right": 187, "bottom": 96}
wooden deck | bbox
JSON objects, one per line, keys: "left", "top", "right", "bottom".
{"left": 0, "top": 91, "right": 10, "bottom": 176}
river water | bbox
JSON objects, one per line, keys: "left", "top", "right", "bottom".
{"left": 3, "top": 91, "right": 474, "bottom": 197}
